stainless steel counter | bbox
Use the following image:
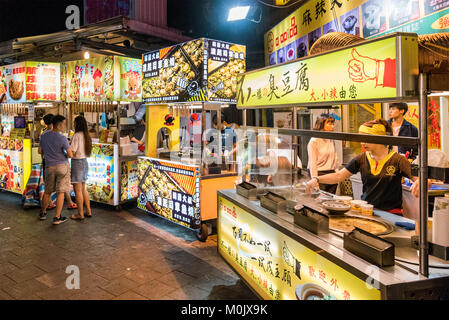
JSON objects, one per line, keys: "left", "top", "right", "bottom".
{"left": 218, "top": 189, "right": 449, "bottom": 299}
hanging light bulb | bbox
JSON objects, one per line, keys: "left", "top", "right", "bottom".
{"left": 84, "top": 51, "right": 90, "bottom": 59}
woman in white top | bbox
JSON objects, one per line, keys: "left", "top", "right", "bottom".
{"left": 70, "top": 116, "right": 92, "bottom": 220}
{"left": 307, "top": 113, "right": 339, "bottom": 193}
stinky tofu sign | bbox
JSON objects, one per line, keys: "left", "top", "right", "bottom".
{"left": 237, "top": 33, "right": 418, "bottom": 108}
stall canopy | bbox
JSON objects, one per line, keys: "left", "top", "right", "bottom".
{"left": 142, "top": 38, "right": 246, "bottom": 104}
{"left": 0, "top": 61, "right": 61, "bottom": 103}
{"left": 237, "top": 33, "right": 419, "bottom": 109}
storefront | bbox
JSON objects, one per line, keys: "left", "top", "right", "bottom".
{"left": 0, "top": 61, "right": 62, "bottom": 195}
{"left": 65, "top": 55, "right": 143, "bottom": 209}
{"left": 137, "top": 38, "right": 246, "bottom": 241}
{"left": 217, "top": 32, "right": 449, "bottom": 299}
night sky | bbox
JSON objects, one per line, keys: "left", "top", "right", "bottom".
{"left": 0, "top": 0, "right": 294, "bottom": 68}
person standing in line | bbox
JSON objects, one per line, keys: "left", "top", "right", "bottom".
{"left": 388, "top": 102, "right": 418, "bottom": 159}
{"left": 307, "top": 113, "right": 339, "bottom": 194}
{"left": 70, "top": 116, "right": 92, "bottom": 220}
{"left": 39, "top": 115, "right": 73, "bottom": 225}
{"left": 41, "top": 114, "right": 77, "bottom": 211}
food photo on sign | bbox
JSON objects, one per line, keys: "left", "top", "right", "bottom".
{"left": 308, "top": 27, "right": 321, "bottom": 51}
{"left": 277, "top": 47, "right": 285, "bottom": 64}
{"left": 323, "top": 19, "right": 338, "bottom": 34}
{"left": 362, "top": 0, "right": 387, "bottom": 37}
{"left": 285, "top": 42, "right": 296, "bottom": 62}
{"left": 340, "top": 7, "right": 361, "bottom": 36}
{"left": 389, "top": 0, "right": 420, "bottom": 28}
{"left": 296, "top": 36, "right": 308, "bottom": 58}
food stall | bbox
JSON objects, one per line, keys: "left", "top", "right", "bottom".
{"left": 217, "top": 33, "right": 449, "bottom": 300}
{"left": 137, "top": 38, "right": 246, "bottom": 241}
{"left": 0, "top": 61, "right": 62, "bottom": 196}
{"left": 64, "top": 55, "right": 143, "bottom": 209}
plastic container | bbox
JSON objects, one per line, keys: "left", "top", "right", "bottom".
{"left": 361, "top": 204, "right": 374, "bottom": 216}
{"left": 350, "top": 200, "right": 367, "bottom": 212}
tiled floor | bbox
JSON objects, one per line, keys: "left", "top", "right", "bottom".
{"left": 0, "top": 191, "right": 257, "bottom": 300}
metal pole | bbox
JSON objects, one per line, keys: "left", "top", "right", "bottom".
{"left": 419, "top": 73, "right": 429, "bottom": 277}
{"left": 293, "top": 107, "right": 298, "bottom": 168}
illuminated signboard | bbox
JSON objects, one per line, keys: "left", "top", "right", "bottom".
{"left": 237, "top": 33, "right": 418, "bottom": 108}
{"left": 218, "top": 195, "right": 381, "bottom": 300}
{"left": 265, "top": 0, "right": 449, "bottom": 66}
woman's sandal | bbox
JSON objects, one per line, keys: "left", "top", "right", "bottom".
{"left": 67, "top": 203, "right": 78, "bottom": 210}
{"left": 70, "top": 214, "right": 84, "bottom": 221}
{"left": 85, "top": 212, "right": 92, "bottom": 218}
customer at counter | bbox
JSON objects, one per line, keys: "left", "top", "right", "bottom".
{"left": 307, "top": 113, "right": 339, "bottom": 194}
{"left": 305, "top": 119, "right": 420, "bottom": 213}
{"left": 388, "top": 102, "right": 418, "bottom": 159}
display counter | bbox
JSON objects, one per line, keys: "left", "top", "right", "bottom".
{"left": 217, "top": 189, "right": 449, "bottom": 300}
{"left": 138, "top": 157, "right": 237, "bottom": 232}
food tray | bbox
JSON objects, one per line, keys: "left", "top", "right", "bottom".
{"left": 329, "top": 214, "right": 394, "bottom": 236}
{"left": 236, "top": 182, "right": 258, "bottom": 201}
{"left": 321, "top": 201, "right": 351, "bottom": 215}
{"left": 344, "top": 228, "right": 395, "bottom": 267}
{"left": 260, "top": 192, "right": 287, "bottom": 215}
{"left": 294, "top": 205, "right": 329, "bottom": 235}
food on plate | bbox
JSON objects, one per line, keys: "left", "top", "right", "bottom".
{"left": 69, "top": 73, "right": 80, "bottom": 101}
{"left": 15, "top": 139, "right": 23, "bottom": 151}
{"left": 329, "top": 216, "right": 388, "bottom": 235}
{"left": 9, "top": 139, "right": 15, "bottom": 150}
{"left": 1, "top": 139, "right": 8, "bottom": 149}
{"left": 9, "top": 79, "right": 24, "bottom": 100}
{"left": 0, "top": 158, "right": 8, "bottom": 175}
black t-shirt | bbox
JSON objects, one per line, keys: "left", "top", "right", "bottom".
{"left": 133, "top": 124, "right": 145, "bottom": 142}
{"left": 345, "top": 151, "right": 412, "bottom": 211}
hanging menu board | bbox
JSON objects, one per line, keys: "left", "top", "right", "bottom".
{"left": 142, "top": 38, "right": 246, "bottom": 104}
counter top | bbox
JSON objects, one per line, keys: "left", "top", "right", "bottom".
{"left": 218, "top": 189, "right": 449, "bottom": 289}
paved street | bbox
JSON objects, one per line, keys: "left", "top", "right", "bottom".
{"left": 0, "top": 191, "right": 257, "bottom": 300}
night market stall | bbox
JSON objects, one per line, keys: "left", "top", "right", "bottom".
{"left": 137, "top": 38, "right": 246, "bottom": 241}
{"left": 217, "top": 33, "right": 449, "bottom": 300}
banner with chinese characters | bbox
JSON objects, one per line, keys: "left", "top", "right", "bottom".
{"left": 25, "top": 62, "right": 60, "bottom": 101}
{"left": 0, "top": 138, "right": 31, "bottom": 194}
{"left": 218, "top": 196, "right": 381, "bottom": 300}
{"left": 238, "top": 35, "right": 411, "bottom": 108}
{"left": 265, "top": 0, "right": 449, "bottom": 66}
{"left": 137, "top": 157, "right": 201, "bottom": 229}
{"left": 86, "top": 143, "right": 116, "bottom": 205}
{"left": 142, "top": 38, "right": 246, "bottom": 104}
{"left": 121, "top": 159, "right": 139, "bottom": 201}
{"left": 114, "top": 56, "right": 143, "bottom": 102}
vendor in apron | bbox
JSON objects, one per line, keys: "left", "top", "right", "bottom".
{"left": 305, "top": 119, "right": 420, "bottom": 213}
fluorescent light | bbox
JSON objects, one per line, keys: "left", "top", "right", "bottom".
{"left": 227, "top": 6, "right": 250, "bottom": 21}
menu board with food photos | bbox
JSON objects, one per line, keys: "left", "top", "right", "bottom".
{"left": 0, "top": 62, "right": 60, "bottom": 103}
{"left": 65, "top": 56, "right": 142, "bottom": 102}
{"left": 120, "top": 159, "right": 139, "bottom": 201}
{"left": 0, "top": 138, "right": 31, "bottom": 194}
{"left": 142, "top": 38, "right": 246, "bottom": 104}
{"left": 86, "top": 143, "right": 118, "bottom": 205}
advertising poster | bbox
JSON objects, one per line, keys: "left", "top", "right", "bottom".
{"left": 66, "top": 57, "right": 113, "bottom": 102}
{"left": 362, "top": 0, "right": 387, "bottom": 37}
{"left": 269, "top": 52, "right": 277, "bottom": 66}
{"left": 207, "top": 40, "right": 246, "bottom": 103}
{"left": 238, "top": 36, "right": 401, "bottom": 108}
{"left": 296, "top": 36, "right": 307, "bottom": 59}
{"left": 285, "top": 42, "right": 296, "bottom": 62}
{"left": 121, "top": 159, "right": 139, "bottom": 201}
{"left": 86, "top": 143, "right": 115, "bottom": 204}
{"left": 0, "top": 63, "right": 26, "bottom": 103}
{"left": 308, "top": 27, "right": 321, "bottom": 51}
{"left": 138, "top": 157, "right": 201, "bottom": 229}
{"left": 424, "top": 0, "right": 449, "bottom": 14}
{"left": 218, "top": 196, "right": 381, "bottom": 300}
{"left": 323, "top": 19, "right": 338, "bottom": 34}
{"left": 340, "top": 7, "right": 361, "bottom": 36}
{"left": 114, "top": 56, "right": 142, "bottom": 102}
{"left": 389, "top": 0, "right": 420, "bottom": 28}
{"left": 0, "top": 138, "right": 31, "bottom": 194}
{"left": 25, "top": 62, "right": 60, "bottom": 101}
{"left": 142, "top": 38, "right": 246, "bottom": 104}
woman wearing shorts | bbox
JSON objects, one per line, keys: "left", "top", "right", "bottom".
{"left": 70, "top": 116, "right": 92, "bottom": 220}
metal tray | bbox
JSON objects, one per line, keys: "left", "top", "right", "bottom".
{"left": 236, "top": 182, "right": 258, "bottom": 201}
{"left": 260, "top": 192, "right": 287, "bottom": 215}
{"left": 344, "top": 228, "right": 395, "bottom": 267}
{"left": 294, "top": 205, "right": 329, "bottom": 235}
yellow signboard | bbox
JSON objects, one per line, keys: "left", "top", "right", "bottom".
{"left": 238, "top": 36, "right": 402, "bottom": 108}
{"left": 218, "top": 196, "right": 381, "bottom": 300}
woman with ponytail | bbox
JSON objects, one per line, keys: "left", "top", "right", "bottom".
{"left": 70, "top": 116, "right": 92, "bottom": 220}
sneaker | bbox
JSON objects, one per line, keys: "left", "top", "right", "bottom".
{"left": 39, "top": 211, "right": 47, "bottom": 220}
{"left": 53, "top": 216, "right": 68, "bottom": 225}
